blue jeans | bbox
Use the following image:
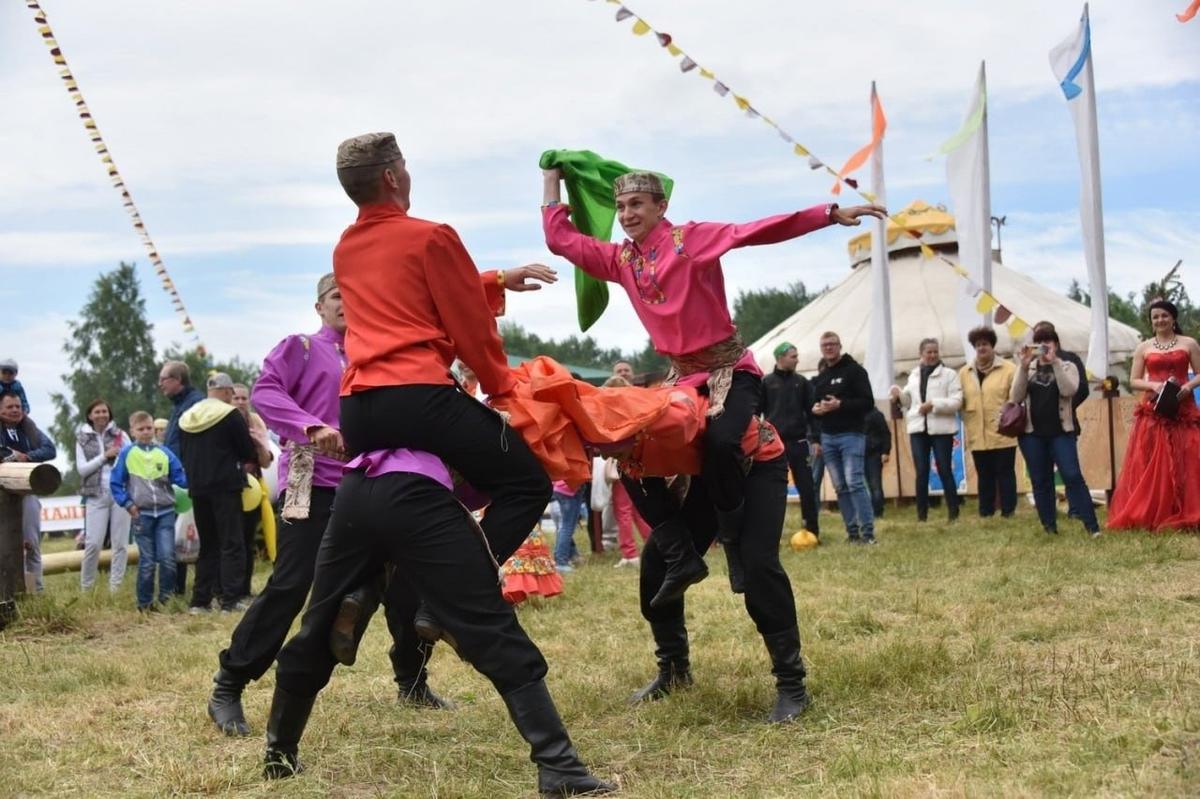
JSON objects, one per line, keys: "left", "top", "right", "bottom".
{"left": 552, "top": 489, "right": 585, "bottom": 567}
{"left": 821, "top": 432, "right": 875, "bottom": 539}
{"left": 133, "top": 511, "right": 177, "bottom": 607}
{"left": 1018, "top": 434, "right": 1099, "bottom": 533}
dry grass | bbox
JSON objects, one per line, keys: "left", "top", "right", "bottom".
{"left": 2, "top": 504, "right": 1199, "bottom": 798}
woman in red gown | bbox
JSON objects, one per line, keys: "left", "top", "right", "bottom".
{"left": 1108, "top": 299, "right": 1200, "bottom": 531}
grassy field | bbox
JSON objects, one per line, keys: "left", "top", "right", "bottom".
{"left": 2, "top": 504, "right": 1199, "bottom": 798}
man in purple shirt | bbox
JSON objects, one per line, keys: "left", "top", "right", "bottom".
{"left": 207, "top": 273, "right": 449, "bottom": 737}
{"left": 262, "top": 449, "right": 613, "bottom": 797}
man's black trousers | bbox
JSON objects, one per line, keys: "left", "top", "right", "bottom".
{"left": 783, "top": 440, "right": 820, "bottom": 534}
{"left": 700, "top": 370, "right": 763, "bottom": 513}
{"left": 340, "top": 385, "right": 550, "bottom": 563}
{"left": 275, "top": 471, "right": 548, "bottom": 698}
{"left": 622, "top": 456, "right": 797, "bottom": 636}
{"left": 191, "top": 491, "right": 246, "bottom": 611}
{"left": 218, "top": 488, "right": 424, "bottom": 684}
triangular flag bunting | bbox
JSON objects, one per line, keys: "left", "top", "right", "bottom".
{"left": 615, "top": 7, "right": 633, "bottom": 21}
{"left": 631, "top": 18, "right": 651, "bottom": 35}
{"left": 679, "top": 57, "right": 697, "bottom": 72}
{"left": 993, "top": 305, "right": 1012, "bottom": 324}
{"left": 975, "top": 293, "right": 999, "bottom": 314}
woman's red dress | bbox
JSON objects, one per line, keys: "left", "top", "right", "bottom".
{"left": 1107, "top": 349, "right": 1200, "bottom": 532}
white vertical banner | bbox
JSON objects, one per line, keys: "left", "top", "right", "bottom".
{"left": 942, "top": 62, "right": 993, "bottom": 359}
{"left": 863, "top": 83, "right": 893, "bottom": 399}
{"left": 1050, "top": 4, "right": 1109, "bottom": 379}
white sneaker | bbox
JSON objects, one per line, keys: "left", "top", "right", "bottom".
{"left": 614, "top": 557, "right": 640, "bottom": 568}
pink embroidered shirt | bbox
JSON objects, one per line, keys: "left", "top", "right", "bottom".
{"left": 543, "top": 204, "right": 834, "bottom": 359}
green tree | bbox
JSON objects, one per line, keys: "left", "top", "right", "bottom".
{"left": 1068, "top": 263, "right": 1195, "bottom": 339}
{"left": 733, "top": 281, "right": 820, "bottom": 345}
{"left": 1067, "top": 278, "right": 1144, "bottom": 334}
{"left": 50, "top": 263, "right": 161, "bottom": 492}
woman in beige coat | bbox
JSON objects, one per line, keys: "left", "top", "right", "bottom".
{"left": 958, "top": 327, "right": 1018, "bottom": 518}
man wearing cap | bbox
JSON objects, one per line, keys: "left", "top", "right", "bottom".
{"left": 206, "top": 273, "right": 461, "bottom": 737}
{"left": 541, "top": 169, "right": 883, "bottom": 605}
{"left": 762, "top": 342, "right": 820, "bottom": 539}
{"left": 0, "top": 359, "right": 30, "bottom": 414}
{"left": 329, "top": 132, "right": 557, "bottom": 610}
{"left": 179, "top": 372, "right": 258, "bottom": 613}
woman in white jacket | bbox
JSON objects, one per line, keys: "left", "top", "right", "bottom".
{"left": 76, "top": 399, "right": 131, "bottom": 591}
{"left": 889, "top": 339, "right": 963, "bottom": 521}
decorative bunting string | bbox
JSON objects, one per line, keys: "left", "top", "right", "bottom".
{"left": 25, "top": 1, "right": 205, "bottom": 353}
{"left": 590, "top": 0, "right": 1037, "bottom": 344}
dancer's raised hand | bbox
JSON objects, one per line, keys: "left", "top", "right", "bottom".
{"left": 503, "top": 264, "right": 558, "bottom": 292}
{"left": 831, "top": 204, "right": 887, "bottom": 226}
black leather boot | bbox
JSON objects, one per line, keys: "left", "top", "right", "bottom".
{"left": 207, "top": 668, "right": 250, "bottom": 736}
{"left": 716, "top": 502, "right": 746, "bottom": 594}
{"left": 648, "top": 516, "right": 708, "bottom": 609}
{"left": 501, "top": 680, "right": 616, "bottom": 797}
{"left": 329, "top": 580, "right": 383, "bottom": 666}
{"left": 393, "top": 638, "right": 454, "bottom": 709}
{"left": 630, "top": 619, "right": 693, "bottom": 703}
{"left": 262, "top": 684, "right": 317, "bottom": 779}
{"left": 762, "top": 626, "right": 811, "bottom": 723}
{"left": 413, "top": 601, "right": 462, "bottom": 656}
{"left": 398, "top": 677, "right": 454, "bottom": 709}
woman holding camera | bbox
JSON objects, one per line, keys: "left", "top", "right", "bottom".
{"left": 1010, "top": 328, "right": 1100, "bottom": 536}
{"left": 1108, "top": 299, "right": 1200, "bottom": 531}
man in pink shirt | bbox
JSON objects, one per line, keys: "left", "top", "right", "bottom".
{"left": 542, "top": 168, "right": 883, "bottom": 722}
{"left": 542, "top": 169, "right": 883, "bottom": 602}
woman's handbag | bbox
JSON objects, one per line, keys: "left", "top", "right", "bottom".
{"left": 997, "top": 401, "right": 1027, "bottom": 437}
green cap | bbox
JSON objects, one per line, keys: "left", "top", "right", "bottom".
{"left": 773, "top": 341, "right": 796, "bottom": 359}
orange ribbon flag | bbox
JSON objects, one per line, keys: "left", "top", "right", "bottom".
{"left": 1179, "top": 0, "right": 1200, "bottom": 22}
{"left": 832, "top": 89, "right": 886, "bottom": 194}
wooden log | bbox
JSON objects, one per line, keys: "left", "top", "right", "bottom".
{"left": 0, "top": 489, "right": 25, "bottom": 610}
{"left": 41, "top": 545, "right": 140, "bottom": 576}
{"left": 0, "top": 462, "right": 63, "bottom": 496}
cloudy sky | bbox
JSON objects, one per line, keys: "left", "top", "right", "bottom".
{"left": 3, "top": 0, "right": 1198, "bottom": 424}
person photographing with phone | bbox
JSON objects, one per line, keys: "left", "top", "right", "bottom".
{"left": 1009, "top": 327, "right": 1100, "bottom": 537}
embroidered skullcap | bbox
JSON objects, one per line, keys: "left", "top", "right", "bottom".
{"left": 773, "top": 342, "right": 796, "bottom": 359}
{"left": 316, "top": 272, "right": 337, "bottom": 301}
{"left": 613, "top": 171, "right": 665, "bottom": 198}
{"left": 336, "top": 132, "right": 403, "bottom": 170}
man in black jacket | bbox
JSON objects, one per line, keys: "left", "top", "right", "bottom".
{"left": 762, "top": 342, "right": 820, "bottom": 536}
{"left": 863, "top": 406, "right": 891, "bottom": 518}
{"left": 1, "top": 390, "right": 57, "bottom": 592}
{"left": 810, "top": 332, "right": 878, "bottom": 544}
{"left": 180, "top": 373, "right": 258, "bottom": 613}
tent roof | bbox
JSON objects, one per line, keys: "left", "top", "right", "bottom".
{"left": 751, "top": 202, "right": 1142, "bottom": 378}
{"left": 847, "top": 200, "right": 957, "bottom": 263}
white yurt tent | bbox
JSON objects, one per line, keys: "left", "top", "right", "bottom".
{"left": 750, "top": 200, "right": 1141, "bottom": 380}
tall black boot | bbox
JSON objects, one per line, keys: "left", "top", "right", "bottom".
{"left": 262, "top": 684, "right": 317, "bottom": 779}
{"left": 501, "top": 680, "right": 616, "bottom": 797}
{"left": 716, "top": 502, "right": 746, "bottom": 594}
{"left": 762, "top": 626, "right": 811, "bottom": 724}
{"left": 207, "top": 668, "right": 250, "bottom": 736}
{"left": 630, "top": 619, "right": 693, "bottom": 703}
{"left": 392, "top": 638, "right": 454, "bottom": 710}
{"left": 329, "top": 579, "right": 383, "bottom": 666}
{"left": 648, "top": 516, "right": 708, "bottom": 609}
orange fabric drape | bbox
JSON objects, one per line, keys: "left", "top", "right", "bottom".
{"left": 492, "top": 356, "right": 782, "bottom": 486}
{"left": 831, "top": 90, "right": 887, "bottom": 195}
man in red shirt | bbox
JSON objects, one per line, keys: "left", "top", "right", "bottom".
{"left": 330, "top": 132, "right": 553, "bottom": 626}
